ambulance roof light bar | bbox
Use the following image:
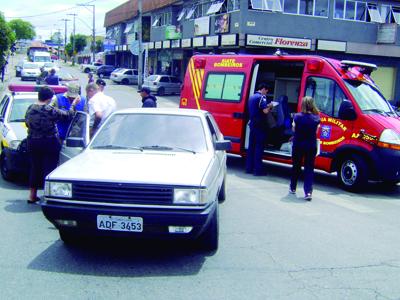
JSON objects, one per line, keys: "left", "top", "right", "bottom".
{"left": 341, "top": 60, "right": 377, "bottom": 75}
{"left": 8, "top": 84, "right": 68, "bottom": 94}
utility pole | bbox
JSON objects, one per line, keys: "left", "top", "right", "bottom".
{"left": 61, "top": 18, "right": 70, "bottom": 62}
{"left": 57, "top": 29, "right": 62, "bottom": 60}
{"left": 78, "top": 3, "right": 95, "bottom": 63}
{"left": 138, "top": 0, "right": 143, "bottom": 89}
{"left": 67, "top": 13, "right": 77, "bottom": 66}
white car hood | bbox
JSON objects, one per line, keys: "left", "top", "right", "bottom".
{"left": 49, "top": 150, "right": 212, "bottom": 186}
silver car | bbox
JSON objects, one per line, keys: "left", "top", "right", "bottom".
{"left": 110, "top": 68, "right": 138, "bottom": 85}
{"left": 41, "top": 108, "right": 231, "bottom": 251}
{"left": 142, "top": 75, "right": 182, "bottom": 96}
{"left": 20, "top": 62, "right": 41, "bottom": 81}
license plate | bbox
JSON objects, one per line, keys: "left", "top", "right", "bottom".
{"left": 97, "top": 215, "right": 143, "bottom": 232}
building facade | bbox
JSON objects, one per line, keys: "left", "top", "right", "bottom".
{"left": 104, "top": 0, "right": 400, "bottom": 101}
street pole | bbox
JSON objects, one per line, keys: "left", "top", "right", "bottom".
{"left": 138, "top": 0, "right": 143, "bottom": 89}
{"left": 57, "top": 29, "right": 61, "bottom": 60}
{"left": 67, "top": 13, "right": 77, "bottom": 66}
{"left": 78, "top": 4, "right": 96, "bottom": 64}
{"left": 61, "top": 18, "right": 70, "bottom": 62}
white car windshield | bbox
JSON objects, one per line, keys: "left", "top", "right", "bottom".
{"left": 9, "top": 98, "right": 36, "bottom": 122}
{"left": 345, "top": 80, "right": 395, "bottom": 115}
{"left": 91, "top": 113, "right": 208, "bottom": 153}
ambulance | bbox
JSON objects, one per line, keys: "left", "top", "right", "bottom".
{"left": 0, "top": 84, "right": 67, "bottom": 180}
{"left": 179, "top": 53, "right": 400, "bottom": 191}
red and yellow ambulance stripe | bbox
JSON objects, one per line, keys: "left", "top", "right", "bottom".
{"left": 188, "top": 58, "right": 204, "bottom": 110}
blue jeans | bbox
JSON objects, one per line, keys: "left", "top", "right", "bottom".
{"left": 246, "top": 126, "right": 267, "bottom": 175}
{"left": 290, "top": 141, "right": 317, "bottom": 195}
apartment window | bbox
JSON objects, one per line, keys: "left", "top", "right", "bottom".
{"left": 196, "top": 1, "right": 211, "bottom": 17}
{"left": 177, "top": 8, "right": 186, "bottom": 21}
{"left": 153, "top": 12, "right": 172, "bottom": 27}
{"left": 227, "top": 0, "right": 240, "bottom": 11}
{"left": 152, "top": 17, "right": 161, "bottom": 27}
{"left": 207, "top": 0, "right": 225, "bottom": 15}
{"left": 335, "top": 0, "right": 383, "bottom": 22}
{"left": 250, "top": 0, "right": 283, "bottom": 11}
{"left": 186, "top": 6, "right": 196, "bottom": 19}
{"left": 283, "top": 0, "right": 328, "bottom": 16}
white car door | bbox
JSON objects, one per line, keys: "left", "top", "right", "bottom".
{"left": 59, "top": 111, "right": 90, "bottom": 165}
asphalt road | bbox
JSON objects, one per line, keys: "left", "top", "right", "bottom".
{"left": 1, "top": 55, "right": 400, "bottom": 300}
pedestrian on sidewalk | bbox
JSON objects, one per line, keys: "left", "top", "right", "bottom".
{"left": 289, "top": 96, "right": 320, "bottom": 201}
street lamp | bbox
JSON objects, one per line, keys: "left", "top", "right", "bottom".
{"left": 78, "top": 3, "right": 95, "bottom": 64}
{"left": 67, "top": 13, "right": 77, "bottom": 66}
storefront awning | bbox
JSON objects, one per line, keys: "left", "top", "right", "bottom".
{"left": 207, "top": 0, "right": 225, "bottom": 15}
{"left": 124, "top": 22, "right": 134, "bottom": 34}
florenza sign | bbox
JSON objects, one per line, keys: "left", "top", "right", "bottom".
{"left": 247, "top": 34, "right": 311, "bottom": 50}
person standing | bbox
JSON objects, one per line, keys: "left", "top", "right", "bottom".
{"left": 246, "top": 83, "right": 273, "bottom": 176}
{"left": 88, "top": 72, "right": 94, "bottom": 84}
{"left": 289, "top": 96, "right": 320, "bottom": 201}
{"left": 44, "top": 68, "right": 59, "bottom": 85}
{"left": 53, "top": 83, "right": 87, "bottom": 140}
{"left": 25, "top": 86, "right": 80, "bottom": 203}
{"left": 138, "top": 87, "right": 157, "bottom": 107}
{"left": 86, "top": 83, "right": 116, "bottom": 137}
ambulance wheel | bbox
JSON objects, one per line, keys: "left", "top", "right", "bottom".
{"left": 338, "top": 156, "right": 367, "bottom": 192}
{"left": 198, "top": 204, "right": 219, "bottom": 252}
{"left": 158, "top": 87, "right": 165, "bottom": 96}
{"left": 0, "top": 153, "right": 13, "bottom": 181}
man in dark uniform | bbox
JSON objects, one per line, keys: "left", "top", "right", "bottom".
{"left": 45, "top": 68, "right": 59, "bottom": 85}
{"left": 138, "top": 87, "right": 157, "bottom": 107}
{"left": 246, "top": 82, "right": 273, "bottom": 176}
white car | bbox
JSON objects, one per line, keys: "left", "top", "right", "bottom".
{"left": 20, "top": 62, "right": 41, "bottom": 81}
{"left": 110, "top": 68, "right": 138, "bottom": 85}
{"left": 42, "top": 62, "right": 60, "bottom": 73}
{"left": 41, "top": 108, "right": 231, "bottom": 251}
{"left": 80, "top": 62, "right": 103, "bottom": 73}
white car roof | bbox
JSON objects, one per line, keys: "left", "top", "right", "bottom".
{"left": 114, "top": 108, "right": 208, "bottom": 117}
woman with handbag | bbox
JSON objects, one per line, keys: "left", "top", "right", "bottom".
{"left": 289, "top": 96, "right": 320, "bottom": 201}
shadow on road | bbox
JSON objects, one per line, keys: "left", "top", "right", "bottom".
{"left": 28, "top": 238, "right": 209, "bottom": 277}
{"left": 4, "top": 199, "right": 42, "bottom": 213}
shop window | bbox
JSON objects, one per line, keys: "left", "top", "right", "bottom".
{"left": 177, "top": 9, "right": 186, "bottom": 21}
{"left": 204, "top": 73, "right": 245, "bottom": 102}
{"left": 227, "top": 0, "right": 240, "bottom": 11}
{"left": 250, "top": 0, "right": 283, "bottom": 12}
{"left": 186, "top": 6, "right": 196, "bottom": 19}
{"left": 305, "top": 77, "right": 346, "bottom": 118}
{"left": 207, "top": 0, "right": 225, "bottom": 15}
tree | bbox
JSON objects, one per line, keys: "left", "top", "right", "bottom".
{"left": 8, "top": 19, "right": 35, "bottom": 40}
{"left": 70, "top": 34, "right": 87, "bottom": 53}
{"left": 0, "top": 12, "right": 16, "bottom": 66}
{"left": 51, "top": 31, "right": 62, "bottom": 44}
{"left": 95, "top": 39, "right": 103, "bottom": 52}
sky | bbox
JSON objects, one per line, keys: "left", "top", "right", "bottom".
{"left": 1, "top": 0, "right": 128, "bottom": 41}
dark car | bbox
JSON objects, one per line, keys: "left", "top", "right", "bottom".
{"left": 96, "top": 65, "right": 116, "bottom": 78}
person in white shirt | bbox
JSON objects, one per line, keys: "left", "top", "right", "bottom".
{"left": 86, "top": 82, "right": 116, "bottom": 137}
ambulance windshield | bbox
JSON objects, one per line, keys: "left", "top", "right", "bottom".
{"left": 344, "top": 80, "right": 395, "bottom": 115}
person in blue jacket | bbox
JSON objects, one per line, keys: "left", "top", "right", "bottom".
{"left": 53, "top": 82, "right": 87, "bottom": 140}
{"left": 246, "top": 82, "right": 273, "bottom": 176}
{"left": 138, "top": 87, "right": 157, "bottom": 107}
{"left": 45, "top": 69, "right": 59, "bottom": 85}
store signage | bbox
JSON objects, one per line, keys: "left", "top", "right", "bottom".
{"left": 163, "top": 40, "right": 171, "bottom": 48}
{"left": 215, "top": 14, "right": 229, "bottom": 34}
{"left": 194, "top": 16, "right": 210, "bottom": 36}
{"left": 317, "top": 40, "right": 346, "bottom": 52}
{"left": 171, "top": 39, "right": 181, "bottom": 48}
{"left": 206, "top": 36, "right": 219, "bottom": 47}
{"left": 182, "top": 39, "right": 192, "bottom": 48}
{"left": 377, "top": 23, "right": 397, "bottom": 44}
{"left": 155, "top": 41, "right": 162, "bottom": 49}
{"left": 148, "top": 42, "right": 154, "bottom": 49}
{"left": 165, "top": 25, "right": 182, "bottom": 40}
{"left": 247, "top": 34, "right": 311, "bottom": 50}
{"left": 193, "top": 37, "right": 204, "bottom": 47}
{"left": 221, "top": 34, "right": 237, "bottom": 46}
{"left": 103, "top": 38, "right": 116, "bottom": 52}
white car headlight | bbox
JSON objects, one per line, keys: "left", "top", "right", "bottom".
{"left": 45, "top": 181, "right": 72, "bottom": 198}
{"left": 9, "top": 140, "right": 21, "bottom": 150}
{"left": 378, "top": 129, "right": 400, "bottom": 150}
{"left": 174, "top": 189, "right": 208, "bottom": 205}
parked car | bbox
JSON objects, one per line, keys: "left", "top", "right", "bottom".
{"left": 142, "top": 75, "right": 182, "bottom": 95}
{"left": 20, "top": 62, "right": 41, "bottom": 81}
{"left": 96, "top": 65, "right": 116, "bottom": 78}
{"left": 15, "top": 60, "right": 26, "bottom": 77}
{"left": 41, "top": 108, "right": 231, "bottom": 251}
{"left": 42, "top": 62, "right": 60, "bottom": 73}
{"left": 80, "top": 62, "right": 103, "bottom": 73}
{"left": 110, "top": 68, "right": 138, "bottom": 85}
{"left": 0, "top": 84, "right": 68, "bottom": 180}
